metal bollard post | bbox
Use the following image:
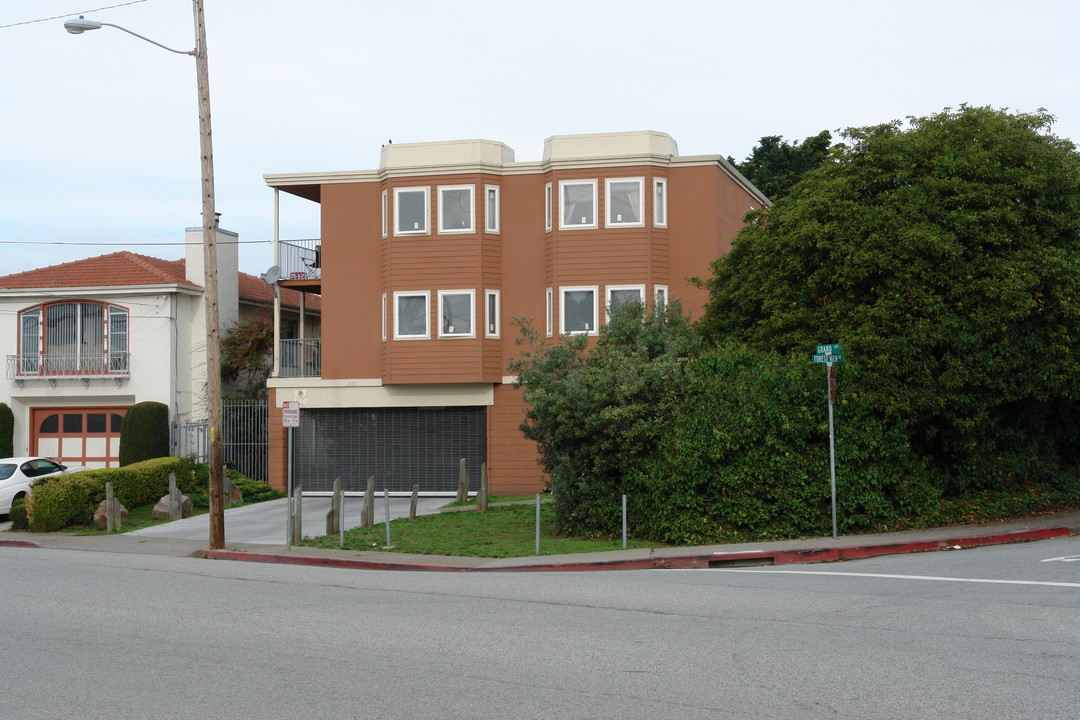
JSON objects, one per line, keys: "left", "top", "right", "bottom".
{"left": 383, "top": 489, "right": 393, "bottom": 549}
{"left": 535, "top": 493, "right": 541, "bottom": 555}
{"left": 622, "top": 494, "right": 627, "bottom": 550}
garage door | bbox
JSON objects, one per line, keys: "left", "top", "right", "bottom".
{"left": 32, "top": 407, "right": 128, "bottom": 469}
{"left": 294, "top": 406, "right": 487, "bottom": 493}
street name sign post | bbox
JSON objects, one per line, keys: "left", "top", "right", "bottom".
{"left": 812, "top": 344, "right": 842, "bottom": 538}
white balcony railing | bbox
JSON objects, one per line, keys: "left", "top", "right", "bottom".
{"left": 279, "top": 339, "right": 320, "bottom": 378}
{"left": 6, "top": 352, "right": 131, "bottom": 381}
{"left": 279, "top": 239, "right": 321, "bottom": 280}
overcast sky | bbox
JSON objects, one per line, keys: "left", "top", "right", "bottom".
{"left": 2, "top": 0, "right": 1078, "bottom": 277}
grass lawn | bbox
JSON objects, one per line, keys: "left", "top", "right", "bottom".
{"left": 298, "top": 502, "right": 660, "bottom": 558}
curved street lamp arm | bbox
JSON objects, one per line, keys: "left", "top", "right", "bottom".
{"left": 98, "top": 21, "right": 196, "bottom": 56}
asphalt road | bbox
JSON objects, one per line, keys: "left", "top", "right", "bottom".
{"left": 2, "top": 536, "right": 1077, "bottom": 719}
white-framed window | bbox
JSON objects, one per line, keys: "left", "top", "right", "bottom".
{"left": 545, "top": 288, "right": 553, "bottom": 337}
{"left": 381, "top": 189, "right": 388, "bottom": 238}
{"left": 654, "top": 284, "right": 669, "bottom": 311}
{"left": 606, "top": 284, "right": 646, "bottom": 320}
{"left": 438, "top": 289, "right": 475, "bottom": 338}
{"left": 605, "top": 178, "right": 644, "bottom": 228}
{"left": 653, "top": 178, "right": 667, "bottom": 227}
{"left": 394, "top": 187, "right": 429, "bottom": 236}
{"left": 485, "top": 289, "right": 500, "bottom": 338}
{"left": 438, "top": 185, "right": 474, "bottom": 234}
{"left": 560, "top": 286, "right": 599, "bottom": 335}
{"left": 544, "top": 182, "right": 552, "bottom": 232}
{"left": 394, "top": 291, "right": 430, "bottom": 339}
{"left": 16, "top": 301, "right": 130, "bottom": 375}
{"left": 485, "top": 185, "right": 500, "bottom": 233}
{"left": 381, "top": 292, "right": 388, "bottom": 341}
{"left": 559, "top": 180, "right": 597, "bottom": 229}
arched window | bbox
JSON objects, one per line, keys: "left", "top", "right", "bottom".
{"left": 17, "top": 302, "right": 129, "bottom": 376}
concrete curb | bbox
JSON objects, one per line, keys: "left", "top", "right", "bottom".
{"left": 191, "top": 526, "right": 1070, "bottom": 573}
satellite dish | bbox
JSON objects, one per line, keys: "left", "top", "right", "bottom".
{"left": 260, "top": 265, "right": 281, "bottom": 285}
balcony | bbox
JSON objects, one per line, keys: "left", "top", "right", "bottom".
{"left": 6, "top": 352, "right": 131, "bottom": 387}
{"left": 279, "top": 239, "right": 321, "bottom": 280}
{"left": 279, "top": 338, "right": 320, "bottom": 378}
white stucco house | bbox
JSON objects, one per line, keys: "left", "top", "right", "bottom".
{"left": 0, "top": 227, "right": 318, "bottom": 468}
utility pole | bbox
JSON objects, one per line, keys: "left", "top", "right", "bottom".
{"left": 193, "top": 0, "right": 224, "bottom": 549}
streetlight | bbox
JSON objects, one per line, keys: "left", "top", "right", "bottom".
{"left": 65, "top": 1, "right": 226, "bottom": 550}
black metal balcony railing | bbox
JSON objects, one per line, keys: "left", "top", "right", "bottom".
{"left": 279, "top": 239, "right": 321, "bottom": 280}
{"left": 6, "top": 352, "right": 131, "bottom": 380}
{"left": 279, "top": 339, "right": 320, "bottom": 378}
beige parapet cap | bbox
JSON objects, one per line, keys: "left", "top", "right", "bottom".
{"left": 542, "top": 130, "right": 678, "bottom": 161}
{"left": 380, "top": 139, "right": 516, "bottom": 170}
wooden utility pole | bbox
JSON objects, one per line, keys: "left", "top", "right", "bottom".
{"left": 193, "top": 0, "right": 224, "bottom": 549}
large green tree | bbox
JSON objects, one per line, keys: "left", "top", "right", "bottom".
{"left": 729, "top": 130, "right": 832, "bottom": 201}
{"left": 701, "top": 106, "right": 1080, "bottom": 492}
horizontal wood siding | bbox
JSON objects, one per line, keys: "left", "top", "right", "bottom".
{"left": 488, "top": 384, "right": 546, "bottom": 495}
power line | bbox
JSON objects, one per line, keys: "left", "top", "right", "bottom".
{"left": 0, "top": 1, "right": 149, "bottom": 29}
{"left": 0, "top": 239, "right": 271, "bottom": 246}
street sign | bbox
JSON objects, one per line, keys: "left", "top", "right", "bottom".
{"left": 282, "top": 401, "right": 300, "bottom": 428}
{"left": 812, "top": 342, "right": 843, "bottom": 364}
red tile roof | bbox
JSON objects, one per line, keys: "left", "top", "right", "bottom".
{"left": 0, "top": 251, "right": 195, "bottom": 289}
{"left": 0, "top": 251, "right": 320, "bottom": 311}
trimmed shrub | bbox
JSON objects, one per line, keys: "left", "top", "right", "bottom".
{"left": 28, "top": 457, "right": 191, "bottom": 532}
{"left": 118, "top": 401, "right": 170, "bottom": 466}
{"left": 10, "top": 497, "right": 28, "bottom": 530}
{"left": 0, "top": 402, "right": 13, "bottom": 458}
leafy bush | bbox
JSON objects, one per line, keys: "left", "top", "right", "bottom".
{"left": 0, "top": 402, "right": 13, "bottom": 458}
{"left": 118, "top": 401, "right": 170, "bottom": 466}
{"left": 700, "top": 106, "right": 1080, "bottom": 495}
{"left": 10, "top": 497, "right": 28, "bottom": 530}
{"left": 28, "top": 457, "right": 191, "bottom": 532}
{"left": 181, "top": 463, "right": 284, "bottom": 508}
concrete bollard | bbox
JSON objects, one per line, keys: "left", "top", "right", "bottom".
{"left": 291, "top": 483, "right": 303, "bottom": 544}
{"left": 326, "top": 477, "right": 342, "bottom": 536}
{"left": 478, "top": 463, "right": 488, "bottom": 511}
{"left": 362, "top": 475, "right": 375, "bottom": 528}
{"left": 456, "top": 458, "right": 469, "bottom": 504}
{"left": 409, "top": 483, "right": 419, "bottom": 520}
{"left": 105, "top": 482, "right": 118, "bottom": 533}
{"left": 168, "top": 473, "right": 182, "bottom": 521}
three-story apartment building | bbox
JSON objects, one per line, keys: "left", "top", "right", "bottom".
{"left": 265, "top": 131, "right": 767, "bottom": 495}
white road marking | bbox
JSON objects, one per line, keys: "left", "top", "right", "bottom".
{"left": 1041, "top": 555, "right": 1080, "bottom": 563}
{"left": 701, "top": 569, "right": 1080, "bottom": 588}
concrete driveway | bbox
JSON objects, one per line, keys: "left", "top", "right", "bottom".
{"left": 127, "top": 495, "right": 449, "bottom": 545}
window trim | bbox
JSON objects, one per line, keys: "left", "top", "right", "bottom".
{"left": 485, "top": 289, "right": 500, "bottom": 338}
{"left": 545, "top": 288, "right": 553, "bottom": 337}
{"left": 544, "top": 182, "right": 552, "bottom": 232}
{"left": 393, "top": 186, "right": 430, "bottom": 236}
{"left": 15, "top": 300, "right": 130, "bottom": 376}
{"left": 438, "top": 184, "right": 475, "bottom": 234}
{"left": 484, "top": 185, "right": 500, "bottom": 234}
{"left": 558, "top": 179, "right": 598, "bottom": 230}
{"left": 605, "top": 177, "right": 645, "bottom": 228}
{"left": 560, "top": 286, "right": 599, "bottom": 336}
{"left": 437, "top": 289, "right": 476, "bottom": 339}
{"left": 605, "top": 284, "right": 646, "bottom": 321}
{"left": 654, "top": 284, "right": 669, "bottom": 311}
{"left": 393, "top": 291, "right": 430, "bottom": 340}
{"left": 653, "top": 178, "right": 667, "bottom": 227}
{"left": 381, "top": 189, "right": 388, "bottom": 238}
{"left": 381, "top": 292, "right": 387, "bottom": 341}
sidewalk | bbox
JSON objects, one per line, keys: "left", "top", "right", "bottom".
{"left": 3, "top": 504, "right": 1078, "bottom": 572}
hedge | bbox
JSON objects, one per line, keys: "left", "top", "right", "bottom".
{"left": 28, "top": 457, "right": 192, "bottom": 532}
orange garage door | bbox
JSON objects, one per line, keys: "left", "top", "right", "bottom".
{"left": 31, "top": 407, "right": 129, "bottom": 469}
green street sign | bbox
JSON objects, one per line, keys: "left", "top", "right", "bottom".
{"left": 812, "top": 342, "right": 843, "bottom": 364}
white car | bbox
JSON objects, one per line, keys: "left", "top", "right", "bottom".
{"left": 0, "top": 457, "right": 87, "bottom": 515}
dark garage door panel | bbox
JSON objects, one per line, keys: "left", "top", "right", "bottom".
{"left": 294, "top": 406, "right": 486, "bottom": 493}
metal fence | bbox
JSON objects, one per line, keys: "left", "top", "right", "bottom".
{"left": 172, "top": 401, "right": 268, "bottom": 482}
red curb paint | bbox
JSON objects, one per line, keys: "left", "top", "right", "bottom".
{"left": 0, "top": 539, "right": 44, "bottom": 549}
{"left": 189, "top": 527, "right": 1071, "bottom": 573}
